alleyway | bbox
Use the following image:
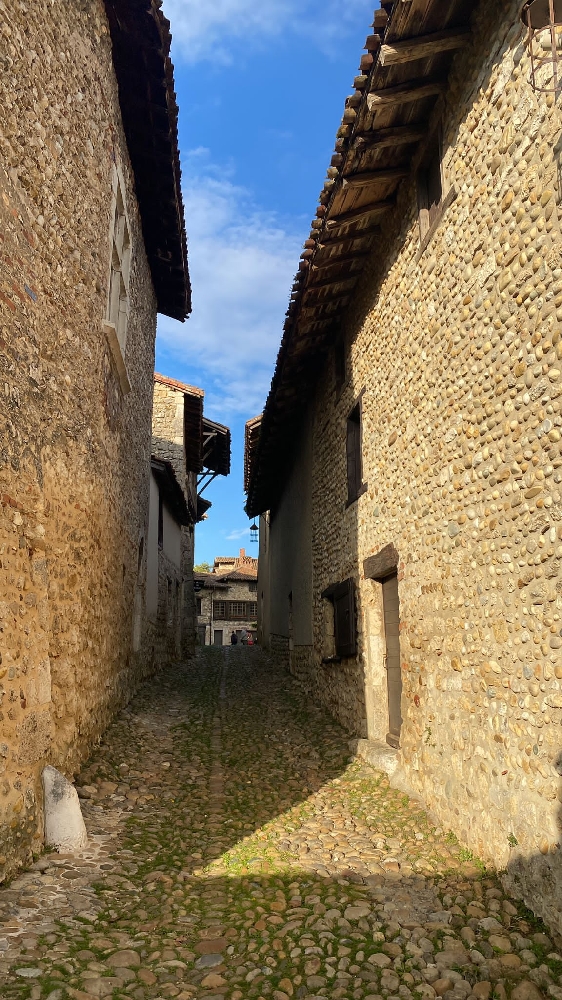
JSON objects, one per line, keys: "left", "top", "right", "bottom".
{"left": 0, "top": 648, "right": 560, "bottom": 1000}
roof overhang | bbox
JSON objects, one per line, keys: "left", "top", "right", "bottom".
{"left": 244, "top": 415, "right": 262, "bottom": 495}
{"left": 196, "top": 495, "right": 212, "bottom": 522}
{"left": 104, "top": 0, "right": 191, "bottom": 321}
{"left": 202, "top": 418, "right": 231, "bottom": 477}
{"left": 245, "top": 0, "right": 475, "bottom": 517}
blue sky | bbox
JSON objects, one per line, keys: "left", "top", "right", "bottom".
{"left": 156, "top": 0, "right": 373, "bottom": 565}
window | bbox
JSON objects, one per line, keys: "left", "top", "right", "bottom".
{"left": 212, "top": 601, "right": 258, "bottom": 620}
{"left": 335, "top": 338, "right": 346, "bottom": 395}
{"left": 346, "top": 400, "right": 366, "bottom": 505}
{"left": 322, "top": 578, "right": 356, "bottom": 658}
{"left": 196, "top": 597, "right": 202, "bottom": 615}
{"left": 249, "top": 581, "right": 257, "bottom": 593}
{"left": 108, "top": 176, "right": 131, "bottom": 354}
{"left": 417, "top": 137, "right": 443, "bottom": 240}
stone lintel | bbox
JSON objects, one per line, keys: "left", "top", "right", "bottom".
{"left": 363, "top": 543, "right": 398, "bottom": 580}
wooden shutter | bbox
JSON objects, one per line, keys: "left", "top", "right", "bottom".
{"left": 333, "top": 578, "right": 356, "bottom": 657}
{"left": 426, "top": 147, "right": 443, "bottom": 227}
{"left": 346, "top": 406, "right": 362, "bottom": 502}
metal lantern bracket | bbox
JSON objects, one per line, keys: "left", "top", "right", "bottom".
{"left": 522, "top": 0, "right": 562, "bottom": 94}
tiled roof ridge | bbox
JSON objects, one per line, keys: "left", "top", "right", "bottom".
{"left": 154, "top": 371, "right": 204, "bottom": 397}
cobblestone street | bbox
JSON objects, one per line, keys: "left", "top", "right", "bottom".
{"left": 1, "top": 647, "right": 561, "bottom": 1000}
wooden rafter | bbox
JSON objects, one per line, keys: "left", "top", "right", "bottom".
{"left": 380, "top": 28, "right": 470, "bottom": 66}
{"left": 325, "top": 200, "right": 394, "bottom": 228}
{"left": 318, "top": 225, "right": 380, "bottom": 248}
{"left": 353, "top": 125, "right": 427, "bottom": 149}
{"left": 342, "top": 167, "right": 408, "bottom": 189}
{"left": 306, "top": 272, "right": 360, "bottom": 290}
{"left": 312, "top": 250, "right": 370, "bottom": 269}
{"left": 367, "top": 78, "right": 446, "bottom": 109}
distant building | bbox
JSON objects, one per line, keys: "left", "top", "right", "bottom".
{"left": 147, "top": 374, "right": 230, "bottom": 665}
{"left": 213, "top": 547, "right": 258, "bottom": 576}
{"left": 195, "top": 549, "right": 258, "bottom": 645}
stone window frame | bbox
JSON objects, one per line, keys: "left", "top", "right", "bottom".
{"left": 102, "top": 163, "right": 132, "bottom": 395}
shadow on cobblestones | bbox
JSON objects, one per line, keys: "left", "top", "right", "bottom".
{"left": 1, "top": 647, "right": 561, "bottom": 1000}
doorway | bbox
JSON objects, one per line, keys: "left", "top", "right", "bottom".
{"left": 382, "top": 573, "right": 402, "bottom": 748}
{"left": 213, "top": 629, "right": 223, "bottom": 646}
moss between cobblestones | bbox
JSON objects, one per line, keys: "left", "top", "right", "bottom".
{"left": 0, "top": 649, "right": 560, "bottom": 1000}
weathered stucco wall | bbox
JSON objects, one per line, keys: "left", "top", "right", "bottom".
{"left": 0, "top": 0, "right": 158, "bottom": 879}
{"left": 265, "top": 0, "right": 562, "bottom": 932}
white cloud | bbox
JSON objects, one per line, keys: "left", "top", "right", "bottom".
{"left": 225, "top": 527, "right": 251, "bottom": 541}
{"left": 156, "top": 149, "right": 303, "bottom": 421}
{"left": 163, "top": 0, "right": 371, "bottom": 64}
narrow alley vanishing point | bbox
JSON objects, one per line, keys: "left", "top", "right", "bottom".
{"left": 0, "top": 648, "right": 560, "bottom": 1000}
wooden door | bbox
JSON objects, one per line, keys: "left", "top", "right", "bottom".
{"left": 213, "top": 629, "right": 223, "bottom": 646}
{"left": 382, "top": 573, "right": 402, "bottom": 748}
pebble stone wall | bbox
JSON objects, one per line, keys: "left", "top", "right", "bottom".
{"left": 0, "top": 0, "right": 159, "bottom": 880}
{"left": 283, "top": 0, "right": 562, "bottom": 932}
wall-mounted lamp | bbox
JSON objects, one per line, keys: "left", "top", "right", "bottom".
{"left": 522, "top": 0, "right": 562, "bottom": 94}
{"left": 250, "top": 522, "right": 258, "bottom": 544}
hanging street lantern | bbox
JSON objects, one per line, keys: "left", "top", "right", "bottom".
{"left": 521, "top": 0, "right": 562, "bottom": 94}
{"left": 250, "top": 521, "right": 258, "bottom": 544}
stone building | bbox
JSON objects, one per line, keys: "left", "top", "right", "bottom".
{"left": 246, "top": 0, "right": 562, "bottom": 931}
{"left": 213, "top": 547, "right": 258, "bottom": 577}
{"left": 147, "top": 374, "right": 231, "bottom": 664}
{"left": 0, "top": 1, "right": 189, "bottom": 878}
{"left": 195, "top": 552, "right": 258, "bottom": 645}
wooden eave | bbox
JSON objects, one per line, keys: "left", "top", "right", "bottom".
{"left": 245, "top": 0, "right": 475, "bottom": 518}
{"left": 244, "top": 416, "right": 262, "bottom": 494}
{"left": 103, "top": 0, "right": 191, "bottom": 321}
{"left": 202, "top": 417, "right": 231, "bottom": 477}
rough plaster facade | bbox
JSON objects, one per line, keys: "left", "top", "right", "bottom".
{"left": 258, "top": 0, "right": 562, "bottom": 932}
{"left": 0, "top": 1, "right": 164, "bottom": 879}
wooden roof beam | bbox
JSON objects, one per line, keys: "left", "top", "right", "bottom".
{"left": 301, "top": 293, "right": 352, "bottom": 309}
{"left": 342, "top": 166, "right": 408, "bottom": 189}
{"left": 319, "top": 225, "right": 380, "bottom": 248}
{"left": 353, "top": 125, "right": 427, "bottom": 149}
{"left": 312, "top": 250, "right": 370, "bottom": 269}
{"left": 325, "top": 199, "right": 394, "bottom": 228}
{"left": 367, "top": 77, "right": 446, "bottom": 109}
{"left": 380, "top": 28, "right": 470, "bottom": 66}
{"left": 307, "top": 272, "right": 360, "bottom": 290}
